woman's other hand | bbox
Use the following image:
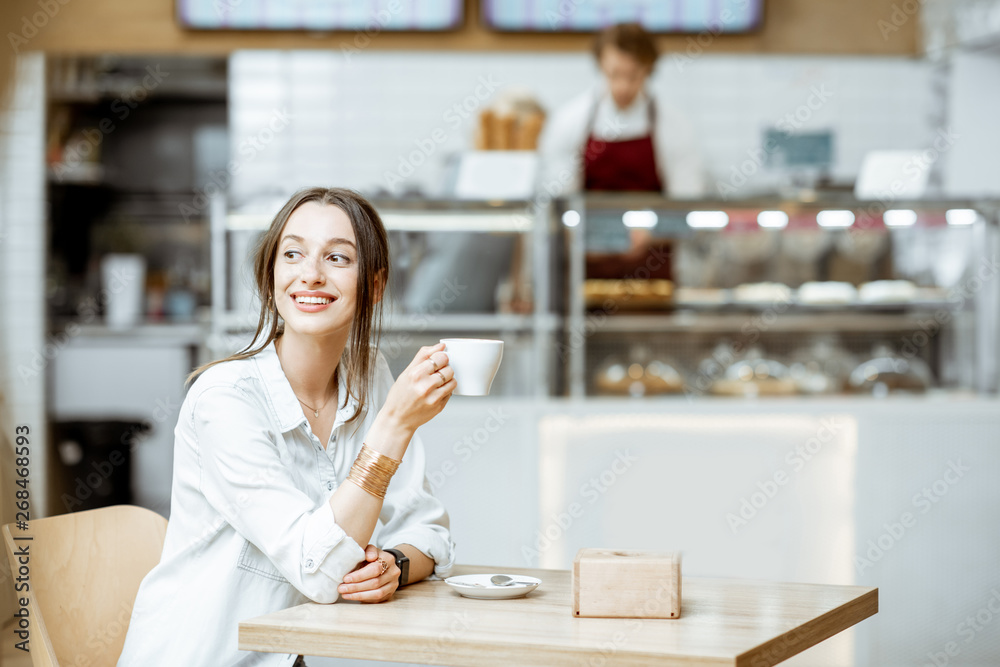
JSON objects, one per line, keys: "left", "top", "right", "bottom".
{"left": 338, "top": 544, "right": 400, "bottom": 603}
{"left": 379, "top": 343, "right": 456, "bottom": 433}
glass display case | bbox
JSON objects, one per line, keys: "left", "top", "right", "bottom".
{"left": 558, "top": 193, "right": 1000, "bottom": 398}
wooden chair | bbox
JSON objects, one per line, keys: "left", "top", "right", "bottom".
{"left": 2, "top": 505, "right": 167, "bottom": 667}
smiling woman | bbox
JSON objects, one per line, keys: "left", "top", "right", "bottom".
{"left": 116, "top": 187, "right": 459, "bottom": 667}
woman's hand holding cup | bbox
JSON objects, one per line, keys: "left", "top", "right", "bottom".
{"left": 370, "top": 344, "right": 456, "bottom": 456}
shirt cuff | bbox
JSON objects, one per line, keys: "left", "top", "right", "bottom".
{"left": 303, "top": 488, "right": 367, "bottom": 582}
{"left": 382, "top": 529, "right": 456, "bottom": 581}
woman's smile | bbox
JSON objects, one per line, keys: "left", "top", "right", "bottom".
{"left": 290, "top": 290, "right": 337, "bottom": 312}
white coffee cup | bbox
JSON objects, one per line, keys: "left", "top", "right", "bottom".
{"left": 440, "top": 338, "right": 504, "bottom": 396}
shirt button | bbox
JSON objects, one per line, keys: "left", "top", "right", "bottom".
{"left": 305, "top": 558, "right": 314, "bottom": 569}
{"left": 327, "top": 481, "right": 334, "bottom": 491}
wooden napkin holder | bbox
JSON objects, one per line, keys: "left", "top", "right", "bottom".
{"left": 572, "top": 548, "right": 681, "bottom": 619}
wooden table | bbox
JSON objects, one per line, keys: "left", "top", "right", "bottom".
{"left": 238, "top": 564, "right": 877, "bottom": 666}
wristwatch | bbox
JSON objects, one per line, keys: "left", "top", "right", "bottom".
{"left": 384, "top": 548, "right": 409, "bottom": 587}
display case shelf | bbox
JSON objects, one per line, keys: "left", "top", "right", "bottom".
{"left": 562, "top": 193, "right": 1000, "bottom": 398}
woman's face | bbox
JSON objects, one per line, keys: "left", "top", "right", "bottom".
{"left": 599, "top": 45, "right": 650, "bottom": 110}
{"left": 273, "top": 201, "right": 361, "bottom": 341}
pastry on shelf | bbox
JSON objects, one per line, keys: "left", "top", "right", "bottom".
{"left": 709, "top": 347, "right": 797, "bottom": 397}
{"left": 847, "top": 344, "right": 931, "bottom": 395}
{"left": 673, "top": 287, "right": 728, "bottom": 305}
{"left": 594, "top": 353, "right": 684, "bottom": 396}
{"left": 583, "top": 279, "right": 673, "bottom": 310}
{"left": 731, "top": 282, "right": 792, "bottom": 304}
{"left": 858, "top": 280, "right": 918, "bottom": 304}
{"left": 796, "top": 281, "right": 858, "bottom": 305}
{"left": 788, "top": 336, "right": 856, "bottom": 394}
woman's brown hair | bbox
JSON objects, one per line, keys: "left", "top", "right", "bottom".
{"left": 185, "top": 187, "right": 389, "bottom": 425}
{"left": 592, "top": 22, "right": 660, "bottom": 71}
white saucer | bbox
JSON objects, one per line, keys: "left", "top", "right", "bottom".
{"left": 444, "top": 574, "right": 541, "bottom": 600}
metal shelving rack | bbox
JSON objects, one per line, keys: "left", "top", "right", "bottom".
{"left": 209, "top": 193, "right": 560, "bottom": 397}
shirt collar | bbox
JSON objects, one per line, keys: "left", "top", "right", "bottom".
{"left": 254, "top": 338, "right": 358, "bottom": 434}
{"left": 593, "top": 83, "right": 650, "bottom": 112}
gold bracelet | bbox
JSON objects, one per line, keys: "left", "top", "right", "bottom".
{"left": 347, "top": 444, "right": 401, "bottom": 499}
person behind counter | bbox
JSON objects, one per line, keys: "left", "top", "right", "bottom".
{"left": 117, "top": 187, "right": 458, "bottom": 667}
{"left": 539, "top": 22, "right": 706, "bottom": 198}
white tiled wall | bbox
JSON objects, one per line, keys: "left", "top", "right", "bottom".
{"left": 1, "top": 53, "right": 48, "bottom": 515}
{"left": 229, "top": 50, "right": 936, "bottom": 201}
{"left": 944, "top": 50, "right": 1000, "bottom": 196}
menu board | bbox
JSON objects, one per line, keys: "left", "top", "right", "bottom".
{"left": 483, "top": 0, "right": 762, "bottom": 33}
{"left": 177, "top": 0, "right": 462, "bottom": 31}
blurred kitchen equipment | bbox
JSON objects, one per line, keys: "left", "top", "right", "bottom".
{"left": 101, "top": 253, "right": 146, "bottom": 329}
{"left": 854, "top": 150, "right": 931, "bottom": 200}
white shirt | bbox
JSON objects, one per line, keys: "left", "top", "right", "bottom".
{"left": 537, "top": 84, "right": 707, "bottom": 199}
{"left": 117, "top": 339, "right": 456, "bottom": 667}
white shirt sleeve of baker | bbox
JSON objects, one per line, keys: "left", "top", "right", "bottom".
{"left": 537, "top": 89, "right": 595, "bottom": 198}
{"left": 194, "top": 381, "right": 367, "bottom": 604}
{"left": 369, "top": 353, "right": 457, "bottom": 580}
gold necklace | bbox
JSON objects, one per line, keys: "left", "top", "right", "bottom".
{"left": 295, "top": 392, "right": 333, "bottom": 418}
{"left": 277, "top": 338, "right": 337, "bottom": 418}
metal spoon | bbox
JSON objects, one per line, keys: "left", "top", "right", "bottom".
{"left": 490, "top": 574, "right": 535, "bottom": 586}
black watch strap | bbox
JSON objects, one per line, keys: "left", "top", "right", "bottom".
{"left": 384, "top": 548, "right": 409, "bottom": 587}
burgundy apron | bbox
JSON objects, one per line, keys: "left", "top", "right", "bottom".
{"left": 582, "top": 93, "right": 672, "bottom": 281}
{"left": 582, "top": 94, "right": 665, "bottom": 192}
